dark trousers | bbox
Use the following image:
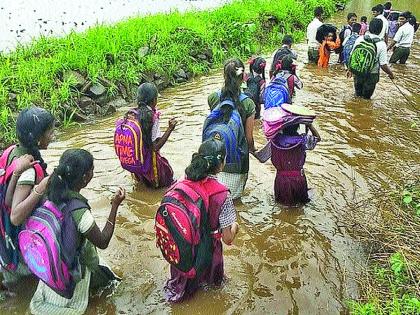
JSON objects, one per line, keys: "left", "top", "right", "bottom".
{"left": 389, "top": 47, "right": 410, "bottom": 64}
{"left": 354, "top": 73, "right": 380, "bottom": 99}
{"left": 307, "top": 47, "right": 319, "bottom": 64}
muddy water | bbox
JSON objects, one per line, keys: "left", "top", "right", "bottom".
{"left": 3, "top": 0, "right": 420, "bottom": 314}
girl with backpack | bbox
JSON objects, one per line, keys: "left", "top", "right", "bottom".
{"left": 270, "top": 105, "right": 321, "bottom": 205}
{"left": 271, "top": 56, "right": 303, "bottom": 104}
{"left": 162, "top": 139, "right": 239, "bottom": 302}
{"left": 1, "top": 107, "right": 54, "bottom": 288}
{"left": 244, "top": 57, "right": 266, "bottom": 119}
{"left": 28, "top": 149, "right": 125, "bottom": 314}
{"left": 114, "top": 82, "right": 177, "bottom": 188}
{"left": 207, "top": 58, "right": 256, "bottom": 199}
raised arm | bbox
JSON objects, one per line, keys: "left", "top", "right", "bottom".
{"left": 152, "top": 118, "right": 177, "bottom": 152}
{"left": 84, "top": 187, "right": 125, "bottom": 249}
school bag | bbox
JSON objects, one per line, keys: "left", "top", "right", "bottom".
{"left": 18, "top": 199, "right": 88, "bottom": 299}
{"left": 155, "top": 178, "right": 227, "bottom": 278}
{"left": 263, "top": 76, "right": 290, "bottom": 109}
{"left": 202, "top": 92, "right": 248, "bottom": 173}
{"left": 0, "top": 145, "right": 44, "bottom": 271}
{"left": 349, "top": 35, "right": 381, "bottom": 76}
{"left": 342, "top": 33, "right": 359, "bottom": 65}
{"left": 244, "top": 73, "right": 264, "bottom": 106}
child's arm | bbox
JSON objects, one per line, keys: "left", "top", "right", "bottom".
{"left": 245, "top": 115, "right": 256, "bottom": 153}
{"left": 294, "top": 75, "right": 303, "bottom": 90}
{"left": 85, "top": 187, "right": 125, "bottom": 250}
{"left": 308, "top": 123, "right": 321, "bottom": 142}
{"left": 5, "top": 154, "right": 37, "bottom": 207}
{"left": 327, "top": 38, "right": 341, "bottom": 50}
{"left": 10, "top": 176, "right": 50, "bottom": 226}
{"left": 152, "top": 118, "right": 177, "bottom": 152}
{"left": 222, "top": 222, "right": 239, "bottom": 245}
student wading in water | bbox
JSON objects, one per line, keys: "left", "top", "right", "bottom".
{"left": 159, "top": 139, "right": 239, "bottom": 302}
{"left": 114, "top": 83, "right": 177, "bottom": 188}
{"left": 206, "top": 58, "right": 256, "bottom": 199}
{"left": 26, "top": 149, "right": 125, "bottom": 314}
{"left": 0, "top": 107, "right": 54, "bottom": 290}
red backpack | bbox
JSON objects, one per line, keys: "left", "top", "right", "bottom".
{"left": 0, "top": 145, "right": 44, "bottom": 271}
{"left": 155, "top": 178, "right": 227, "bottom": 278}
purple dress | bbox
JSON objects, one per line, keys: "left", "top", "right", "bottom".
{"left": 163, "top": 178, "right": 228, "bottom": 302}
{"left": 271, "top": 133, "right": 317, "bottom": 206}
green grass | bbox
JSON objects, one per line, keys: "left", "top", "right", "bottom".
{"left": 0, "top": 0, "right": 340, "bottom": 146}
{"left": 348, "top": 183, "right": 420, "bottom": 315}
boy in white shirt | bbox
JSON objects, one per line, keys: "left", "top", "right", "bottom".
{"left": 348, "top": 18, "right": 394, "bottom": 99}
{"left": 388, "top": 11, "right": 415, "bottom": 64}
{"left": 306, "top": 7, "right": 324, "bottom": 64}
{"left": 372, "top": 4, "right": 389, "bottom": 43}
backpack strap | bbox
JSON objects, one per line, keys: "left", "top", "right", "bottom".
{"left": 216, "top": 91, "right": 249, "bottom": 104}
{"left": 64, "top": 199, "right": 90, "bottom": 213}
{"left": 0, "top": 145, "right": 16, "bottom": 167}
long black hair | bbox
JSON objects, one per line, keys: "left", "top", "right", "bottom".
{"left": 47, "top": 149, "right": 94, "bottom": 205}
{"left": 16, "top": 106, "right": 54, "bottom": 171}
{"left": 185, "top": 139, "right": 226, "bottom": 181}
{"left": 137, "top": 82, "right": 158, "bottom": 147}
{"left": 220, "top": 58, "right": 246, "bottom": 124}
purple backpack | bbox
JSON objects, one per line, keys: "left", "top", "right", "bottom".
{"left": 18, "top": 199, "right": 88, "bottom": 299}
{"left": 114, "top": 109, "right": 153, "bottom": 178}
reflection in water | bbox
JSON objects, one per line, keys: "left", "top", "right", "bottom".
{"left": 2, "top": 1, "right": 420, "bottom": 314}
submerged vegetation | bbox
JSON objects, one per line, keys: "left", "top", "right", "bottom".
{"left": 0, "top": 0, "right": 341, "bottom": 146}
{"left": 347, "top": 182, "right": 420, "bottom": 314}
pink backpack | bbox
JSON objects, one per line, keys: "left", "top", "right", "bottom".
{"left": 0, "top": 145, "right": 44, "bottom": 271}
{"left": 18, "top": 199, "right": 88, "bottom": 299}
{"left": 155, "top": 178, "right": 227, "bottom": 278}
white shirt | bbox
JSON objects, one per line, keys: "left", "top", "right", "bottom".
{"left": 376, "top": 15, "right": 389, "bottom": 40}
{"left": 307, "top": 18, "right": 323, "bottom": 48}
{"left": 393, "top": 22, "right": 414, "bottom": 48}
{"left": 352, "top": 33, "right": 387, "bottom": 73}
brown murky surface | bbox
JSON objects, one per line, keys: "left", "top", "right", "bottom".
{"left": 2, "top": 0, "right": 419, "bottom": 314}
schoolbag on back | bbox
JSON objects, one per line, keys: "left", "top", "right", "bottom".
{"left": 342, "top": 34, "right": 359, "bottom": 65}
{"left": 244, "top": 74, "right": 264, "bottom": 106}
{"left": 349, "top": 35, "right": 380, "bottom": 76}
{"left": 18, "top": 199, "right": 88, "bottom": 299}
{"left": 114, "top": 109, "right": 152, "bottom": 177}
{"left": 155, "top": 179, "right": 226, "bottom": 278}
{"left": 264, "top": 76, "right": 290, "bottom": 109}
{"left": 0, "top": 145, "right": 44, "bottom": 271}
{"left": 202, "top": 92, "right": 248, "bottom": 173}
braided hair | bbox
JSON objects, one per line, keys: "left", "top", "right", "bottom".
{"left": 16, "top": 106, "right": 54, "bottom": 171}
{"left": 47, "top": 149, "right": 94, "bottom": 204}
{"left": 137, "top": 82, "right": 158, "bottom": 148}
{"left": 185, "top": 139, "right": 226, "bottom": 181}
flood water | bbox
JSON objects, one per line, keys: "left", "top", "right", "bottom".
{"left": 1, "top": 0, "right": 420, "bottom": 314}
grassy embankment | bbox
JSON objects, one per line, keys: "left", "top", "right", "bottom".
{"left": 347, "top": 182, "right": 420, "bottom": 314}
{"left": 0, "top": 0, "right": 341, "bottom": 146}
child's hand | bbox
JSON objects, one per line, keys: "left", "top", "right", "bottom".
{"left": 388, "top": 73, "right": 395, "bottom": 80}
{"left": 15, "top": 154, "right": 38, "bottom": 175}
{"left": 168, "top": 118, "right": 178, "bottom": 130}
{"left": 111, "top": 187, "right": 126, "bottom": 207}
{"left": 346, "top": 70, "right": 353, "bottom": 78}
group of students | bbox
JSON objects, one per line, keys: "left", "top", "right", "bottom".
{"left": 306, "top": 3, "right": 416, "bottom": 99}
{"left": 0, "top": 40, "right": 320, "bottom": 311}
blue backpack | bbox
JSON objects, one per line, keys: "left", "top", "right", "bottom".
{"left": 202, "top": 92, "right": 248, "bottom": 173}
{"left": 264, "top": 76, "right": 290, "bottom": 109}
{"left": 343, "top": 34, "right": 359, "bottom": 66}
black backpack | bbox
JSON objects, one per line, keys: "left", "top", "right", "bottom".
{"left": 244, "top": 73, "right": 263, "bottom": 106}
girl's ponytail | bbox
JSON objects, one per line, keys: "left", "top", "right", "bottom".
{"left": 137, "top": 83, "right": 158, "bottom": 148}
